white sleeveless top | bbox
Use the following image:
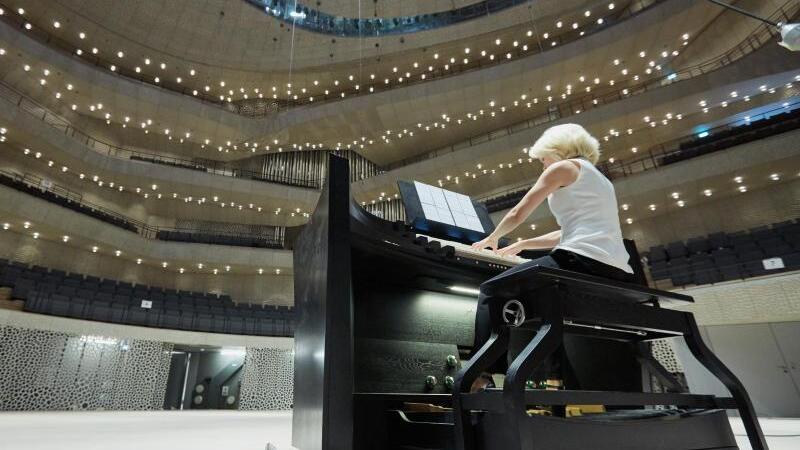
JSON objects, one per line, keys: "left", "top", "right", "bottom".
{"left": 548, "top": 158, "right": 634, "bottom": 274}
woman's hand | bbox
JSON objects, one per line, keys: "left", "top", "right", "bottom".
{"left": 496, "top": 241, "right": 524, "bottom": 257}
{"left": 471, "top": 235, "right": 499, "bottom": 251}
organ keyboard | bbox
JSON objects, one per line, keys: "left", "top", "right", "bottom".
{"left": 415, "top": 233, "right": 530, "bottom": 267}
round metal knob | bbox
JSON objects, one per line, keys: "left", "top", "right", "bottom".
{"left": 444, "top": 376, "right": 455, "bottom": 390}
{"left": 446, "top": 354, "right": 458, "bottom": 368}
{"left": 425, "top": 375, "right": 438, "bottom": 389}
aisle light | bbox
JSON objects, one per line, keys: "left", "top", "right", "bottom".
{"left": 449, "top": 286, "right": 481, "bottom": 296}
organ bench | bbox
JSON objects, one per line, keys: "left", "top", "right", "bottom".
{"left": 453, "top": 265, "right": 767, "bottom": 450}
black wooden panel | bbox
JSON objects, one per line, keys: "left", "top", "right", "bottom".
{"left": 354, "top": 284, "right": 476, "bottom": 347}
{"left": 355, "top": 338, "right": 461, "bottom": 394}
{"left": 292, "top": 155, "right": 353, "bottom": 450}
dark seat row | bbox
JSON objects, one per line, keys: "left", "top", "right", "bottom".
{"left": 647, "top": 220, "right": 800, "bottom": 287}
{"left": 25, "top": 291, "right": 294, "bottom": 336}
{"left": 0, "top": 172, "right": 138, "bottom": 233}
{"left": 0, "top": 258, "right": 294, "bottom": 337}
{"left": 0, "top": 169, "right": 287, "bottom": 250}
{"left": 662, "top": 108, "right": 800, "bottom": 166}
{"left": 156, "top": 230, "right": 283, "bottom": 249}
{"left": 484, "top": 110, "right": 800, "bottom": 215}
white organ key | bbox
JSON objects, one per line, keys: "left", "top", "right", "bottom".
{"left": 416, "top": 234, "right": 529, "bottom": 266}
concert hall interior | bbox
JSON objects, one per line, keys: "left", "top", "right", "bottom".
{"left": 0, "top": 0, "right": 799, "bottom": 449}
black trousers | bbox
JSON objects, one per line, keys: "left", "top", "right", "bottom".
{"left": 472, "top": 249, "right": 635, "bottom": 384}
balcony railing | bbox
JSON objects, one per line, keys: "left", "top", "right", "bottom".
{"left": 383, "top": 1, "right": 797, "bottom": 172}
{"left": 479, "top": 100, "right": 800, "bottom": 208}
{"left": 0, "top": 0, "right": 663, "bottom": 116}
{"left": 0, "top": 168, "right": 287, "bottom": 249}
{"left": 0, "top": 80, "right": 323, "bottom": 189}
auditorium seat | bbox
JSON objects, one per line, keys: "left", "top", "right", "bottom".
{"left": 67, "top": 297, "right": 89, "bottom": 318}
{"left": 50, "top": 294, "right": 71, "bottom": 316}
{"left": 647, "top": 246, "right": 667, "bottom": 263}
{"left": 686, "top": 237, "right": 711, "bottom": 255}
{"left": 160, "top": 309, "right": 182, "bottom": 329}
{"left": 228, "top": 316, "right": 244, "bottom": 334}
{"left": 784, "top": 252, "right": 800, "bottom": 270}
{"left": 665, "top": 241, "right": 688, "bottom": 259}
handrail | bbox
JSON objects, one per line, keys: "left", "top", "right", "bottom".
{"left": 383, "top": 2, "right": 797, "bottom": 172}
{"left": 0, "top": 0, "right": 662, "bottom": 116}
{"left": 0, "top": 168, "right": 287, "bottom": 248}
{"left": 479, "top": 100, "right": 800, "bottom": 204}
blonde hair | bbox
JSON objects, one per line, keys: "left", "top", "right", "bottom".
{"left": 527, "top": 123, "right": 601, "bottom": 165}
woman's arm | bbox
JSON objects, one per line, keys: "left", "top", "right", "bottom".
{"left": 472, "top": 161, "right": 578, "bottom": 250}
{"left": 495, "top": 230, "right": 561, "bottom": 256}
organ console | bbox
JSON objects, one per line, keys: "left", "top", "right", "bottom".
{"left": 291, "top": 155, "right": 767, "bottom": 450}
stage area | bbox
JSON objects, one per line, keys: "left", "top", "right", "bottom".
{"left": 0, "top": 410, "right": 797, "bottom": 450}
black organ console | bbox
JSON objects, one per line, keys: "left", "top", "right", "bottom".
{"left": 291, "top": 155, "right": 767, "bottom": 450}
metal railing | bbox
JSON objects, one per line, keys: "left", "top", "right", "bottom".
{"left": 384, "top": 2, "right": 797, "bottom": 172}
{"left": 479, "top": 100, "right": 800, "bottom": 206}
{"left": 0, "top": 168, "right": 286, "bottom": 248}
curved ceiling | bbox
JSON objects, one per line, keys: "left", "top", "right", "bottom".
{"left": 16, "top": 0, "right": 603, "bottom": 72}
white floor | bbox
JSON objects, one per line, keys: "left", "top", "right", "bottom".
{"left": 0, "top": 410, "right": 797, "bottom": 450}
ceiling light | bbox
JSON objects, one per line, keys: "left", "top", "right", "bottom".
{"left": 734, "top": 176, "right": 743, "bottom": 183}
{"left": 738, "top": 186, "right": 748, "bottom": 193}
{"left": 625, "top": 218, "right": 633, "bottom": 224}
{"left": 770, "top": 173, "right": 780, "bottom": 181}
{"left": 703, "top": 189, "right": 712, "bottom": 197}
{"left": 671, "top": 192, "right": 680, "bottom": 199}
{"left": 62, "top": 235, "right": 69, "bottom": 242}
{"left": 677, "top": 200, "right": 685, "bottom": 207}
